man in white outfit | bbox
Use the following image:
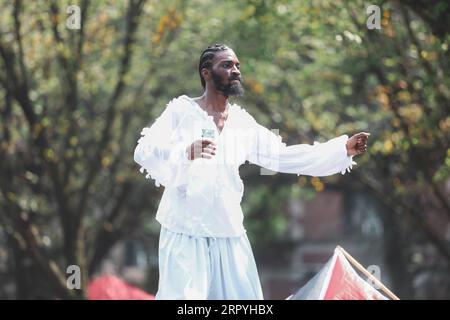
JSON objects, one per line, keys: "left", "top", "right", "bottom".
{"left": 134, "top": 44, "right": 370, "bottom": 300}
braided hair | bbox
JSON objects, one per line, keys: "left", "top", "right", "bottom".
{"left": 198, "top": 44, "right": 231, "bottom": 89}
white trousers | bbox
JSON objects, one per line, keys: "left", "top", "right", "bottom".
{"left": 155, "top": 226, "right": 264, "bottom": 300}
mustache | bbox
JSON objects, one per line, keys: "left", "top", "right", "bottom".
{"left": 229, "top": 76, "right": 243, "bottom": 82}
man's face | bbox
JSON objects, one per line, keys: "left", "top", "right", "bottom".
{"left": 209, "top": 49, "right": 243, "bottom": 97}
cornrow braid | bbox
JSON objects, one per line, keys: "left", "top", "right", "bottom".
{"left": 198, "top": 44, "right": 230, "bottom": 88}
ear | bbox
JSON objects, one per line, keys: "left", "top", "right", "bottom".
{"left": 201, "top": 68, "right": 211, "bottom": 82}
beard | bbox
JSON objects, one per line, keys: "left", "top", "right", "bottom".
{"left": 211, "top": 70, "right": 244, "bottom": 97}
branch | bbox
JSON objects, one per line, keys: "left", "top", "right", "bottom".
{"left": 48, "top": 0, "right": 76, "bottom": 95}
{"left": 87, "top": 181, "right": 134, "bottom": 275}
{"left": 61, "top": 0, "right": 90, "bottom": 187}
{"left": 13, "top": 0, "right": 30, "bottom": 95}
{"left": 77, "top": 0, "right": 146, "bottom": 218}
{"left": 48, "top": 2, "right": 81, "bottom": 187}
{"left": 0, "top": 41, "right": 36, "bottom": 126}
{"left": 0, "top": 189, "right": 76, "bottom": 299}
{"left": 400, "top": 6, "right": 434, "bottom": 76}
{"left": 75, "top": 0, "right": 89, "bottom": 69}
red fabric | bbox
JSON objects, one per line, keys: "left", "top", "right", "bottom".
{"left": 323, "top": 254, "right": 386, "bottom": 300}
{"left": 88, "top": 275, "right": 155, "bottom": 300}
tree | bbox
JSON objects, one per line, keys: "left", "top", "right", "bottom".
{"left": 0, "top": 0, "right": 185, "bottom": 298}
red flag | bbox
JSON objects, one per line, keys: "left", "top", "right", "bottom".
{"left": 322, "top": 249, "right": 387, "bottom": 299}
{"left": 289, "top": 246, "right": 397, "bottom": 300}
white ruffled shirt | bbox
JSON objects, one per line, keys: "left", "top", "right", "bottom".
{"left": 134, "top": 95, "right": 356, "bottom": 237}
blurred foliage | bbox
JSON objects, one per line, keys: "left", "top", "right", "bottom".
{"left": 0, "top": 0, "right": 449, "bottom": 299}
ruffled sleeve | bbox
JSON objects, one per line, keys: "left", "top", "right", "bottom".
{"left": 246, "top": 118, "right": 356, "bottom": 177}
{"left": 133, "top": 98, "right": 191, "bottom": 187}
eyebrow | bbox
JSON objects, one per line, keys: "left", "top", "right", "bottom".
{"left": 219, "top": 59, "right": 240, "bottom": 65}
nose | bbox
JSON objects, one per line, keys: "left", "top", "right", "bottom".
{"left": 231, "top": 65, "right": 240, "bottom": 76}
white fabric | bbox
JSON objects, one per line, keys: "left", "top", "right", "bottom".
{"left": 134, "top": 95, "right": 356, "bottom": 237}
{"left": 155, "top": 226, "right": 264, "bottom": 300}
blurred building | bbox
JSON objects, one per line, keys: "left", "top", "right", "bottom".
{"left": 258, "top": 189, "right": 388, "bottom": 299}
